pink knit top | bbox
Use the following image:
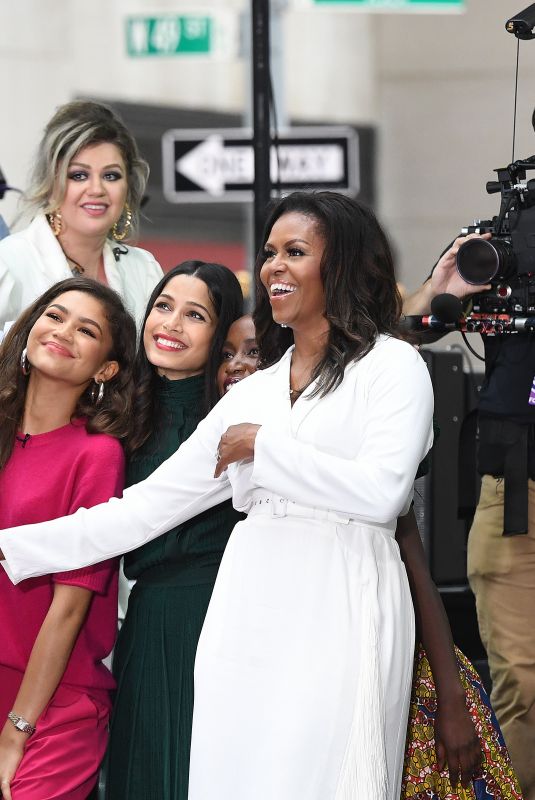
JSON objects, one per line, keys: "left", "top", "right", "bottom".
{"left": 0, "top": 420, "right": 124, "bottom": 706}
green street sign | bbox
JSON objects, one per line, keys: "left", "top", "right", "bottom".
{"left": 312, "top": 0, "right": 463, "bottom": 8}
{"left": 126, "top": 16, "right": 212, "bottom": 57}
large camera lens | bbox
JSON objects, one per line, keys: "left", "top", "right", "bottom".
{"left": 456, "top": 238, "right": 516, "bottom": 284}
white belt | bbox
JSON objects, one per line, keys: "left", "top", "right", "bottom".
{"left": 248, "top": 494, "right": 355, "bottom": 525}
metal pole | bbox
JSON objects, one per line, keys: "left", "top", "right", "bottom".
{"left": 251, "top": 0, "right": 272, "bottom": 257}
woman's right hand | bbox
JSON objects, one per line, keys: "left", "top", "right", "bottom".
{"left": 214, "top": 424, "right": 260, "bottom": 478}
{"left": 434, "top": 695, "right": 482, "bottom": 788}
{"left": 430, "top": 233, "right": 492, "bottom": 300}
{"left": 0, "top": 722, "right": 28, "bottom": 799}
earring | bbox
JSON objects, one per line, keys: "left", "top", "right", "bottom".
{"left": 47, "top": 210, "right": 63, "bottom": 237}
{"left": 280, "top": 323, "right": 288, "bottom": 328}
{"left": 112, "top": 203, "right": 132, "bottom": 241}
{"left": 92, "top": 380, "right": 105, "bottom": 404}
{"left": 20, "top": 347, "right": 30, "bottom": 376}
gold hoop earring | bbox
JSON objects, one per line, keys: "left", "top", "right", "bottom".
{"left": 112, "top": 203, "right": 132, "bottom": 241}
{"left": 47, "top": 210, "right": 63, "bottom": 237}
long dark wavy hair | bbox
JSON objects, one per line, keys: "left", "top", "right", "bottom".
{"left": 127, "top": 260, "right": 243, "bottom": 453}
{"left": 253, "top": 191, "right": 402, "bottom": 397}
{"left": 0, "top": 277, "right": 136, "bottom": 471}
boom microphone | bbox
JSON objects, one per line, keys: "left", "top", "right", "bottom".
{"left": 402, "top": 293, "right": 463, "bottom": 332}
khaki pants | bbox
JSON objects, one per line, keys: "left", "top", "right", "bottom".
{"left": 468, "top": 475, "right": 535, "bottom": 799}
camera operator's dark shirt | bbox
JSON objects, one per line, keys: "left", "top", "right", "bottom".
{"left": 479, "top": 334, "right": 535, "bottom": 424}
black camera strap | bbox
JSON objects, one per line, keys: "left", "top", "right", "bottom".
{"left": 477, "top": 416, "right": 530, "bottom": 535}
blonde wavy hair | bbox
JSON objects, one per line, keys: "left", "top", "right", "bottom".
{"left": 25, "top": 100, "right": 149, "bottom": 240}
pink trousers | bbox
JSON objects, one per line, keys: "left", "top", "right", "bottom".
{"left": 1, "top": 666, "right": 109, "bottom": 800}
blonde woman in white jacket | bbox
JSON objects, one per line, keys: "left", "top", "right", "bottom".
{"left": 1, "top": 192, "right": 433, "bottom": 800}
{"left": 0, "top": 100, "right": 162, "bottom": 330}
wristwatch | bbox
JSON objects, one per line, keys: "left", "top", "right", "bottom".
{"left": 7, "top": 711, "right": 36, "bottom": 736}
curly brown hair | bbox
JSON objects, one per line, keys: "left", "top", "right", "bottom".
{"left": 253, "top": 191, "right": 402, "bottom": 397}
{"left": 0, "top": 277, "right": 136, "bottom": 470}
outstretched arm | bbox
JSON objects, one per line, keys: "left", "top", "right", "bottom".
{"left": 396, "top": 509, "right": 480, "bottom": 788}
{"left": 0, "top": 409, "right": 231, "bottom": 583}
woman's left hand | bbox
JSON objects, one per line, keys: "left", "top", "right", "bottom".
{"left": 0, "top": 723, "right": 27, "bottom": 799}
{"left": 214, "top": 424, "right": 260, "bottom": 478}
{"left": 434, "top": 697, "right": 482, "bottom": 788}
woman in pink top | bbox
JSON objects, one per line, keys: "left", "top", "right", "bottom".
{"left": 0, "top": 277, "right": 135, "bottom": 800}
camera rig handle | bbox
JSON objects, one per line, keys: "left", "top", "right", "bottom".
{"left": 507, "top": 4, "right": 535, "bottom": 39}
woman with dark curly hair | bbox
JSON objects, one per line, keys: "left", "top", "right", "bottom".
{"left": 103, "top": 261, "right": 243, "bottom": 800}
{"left": 1, "top": 192, "right": 433, "bottom": 799}
{"left": 0, "top": 277, "right": 136, "bottom": 799}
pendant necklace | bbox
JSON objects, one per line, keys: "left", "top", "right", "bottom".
{"left": 65, "top": 254, "right": 85, "bottom": 275}
{"left": 289, "top": 385, "right": 305, "bottom": 397}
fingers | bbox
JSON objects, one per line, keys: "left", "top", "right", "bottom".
{"left": 447, "top": 758, "right": 461, "bottom": 789}
{"left": 214, "top": 432, "right": 229, "bottom": 478}
{"left": 439, "top": 738, "right": 482, "bottom": 789}
{"left": 214, "top": 454, "right": 227, "bottom": 479}
{"left": 459, "top": 739, "right": 483, "bottom": 788}
{"left": 213, "top": 424, "right": 259, "bottom": 478}
{"left": 1, "top": 779, "right": 12, "bottom": 800}
{"left": 441, "top": 232, "right": 492, "bottom": 263}
{"left": 435, "top": 739, "right": 446, "bottom": 771}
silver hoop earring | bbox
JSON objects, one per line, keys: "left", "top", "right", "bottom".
{"left": 20, "top": 347, "right": 30, "bottom": 376}
{"left": 92, "top": 380, "right": 105, "bottom": 404}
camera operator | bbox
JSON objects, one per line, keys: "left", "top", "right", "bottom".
{"left": 404, "top": 236, "right": 535, "bottom": 799}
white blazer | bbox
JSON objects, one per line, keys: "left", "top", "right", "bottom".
{"left": 0, "top": 213, "right": 163, "bottom": 328}
{"left": 0, "top": 336, "right": 434, "bottom": 581}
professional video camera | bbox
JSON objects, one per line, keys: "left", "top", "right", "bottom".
{"left": 455, "top": 154, "right": 535, "bottom": 331}
{"left": 407, "top": 4, "right": 535, "bottom": 338}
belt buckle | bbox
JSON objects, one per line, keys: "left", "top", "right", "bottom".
{"left": 329, "top": 509, "right": 351, "bottom": 525}
{"left": 272, "top": 496, "right": 288, "bottom": 518}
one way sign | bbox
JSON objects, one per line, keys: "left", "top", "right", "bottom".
{"left": 162, "top": 127, "right": 359, "bottom": 203}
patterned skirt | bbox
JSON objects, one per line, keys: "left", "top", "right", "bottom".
{"left": 401, "top": 645, "right": 523, "bottom": 799}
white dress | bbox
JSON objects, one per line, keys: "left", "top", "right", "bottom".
{"left": 0, "top": 213, "right": 163, "bottom": 328}
{"left": 0, "top": 336, "right": 434, "bottom": 799}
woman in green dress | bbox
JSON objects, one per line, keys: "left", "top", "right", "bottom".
{"left": 104, "top": 260, "right": 243, "bottom": 800}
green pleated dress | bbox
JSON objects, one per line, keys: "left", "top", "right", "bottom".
{"left": 105, "top": 375, "right": 241, "bottom": 800}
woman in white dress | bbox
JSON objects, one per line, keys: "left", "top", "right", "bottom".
{"left": 0, "top": 191, "right": 434, "bottom": 799}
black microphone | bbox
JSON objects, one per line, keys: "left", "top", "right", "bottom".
{"left": 430, "top": 293, "right": 463, "bottom": 323}
{"left": 402, "top": 293, "right": 463, "bottom": 332}
{"left": 15, "top": 433, "right": 31, "bottom": 448}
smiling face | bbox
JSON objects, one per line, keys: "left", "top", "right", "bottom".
{"left": 217, "top": 315, "right": 258, "bottom": 396}
{"left": 55, "top": 141, "right": 128, "bottom": 241}
{"left": 259, "top": 212, "right": 327, "bottom": 332}
{"left": 26, "top": 290, "right": 118, "bottom": 389}
{"left": 143, "top": 274, "right": 217, "bottom": 380}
